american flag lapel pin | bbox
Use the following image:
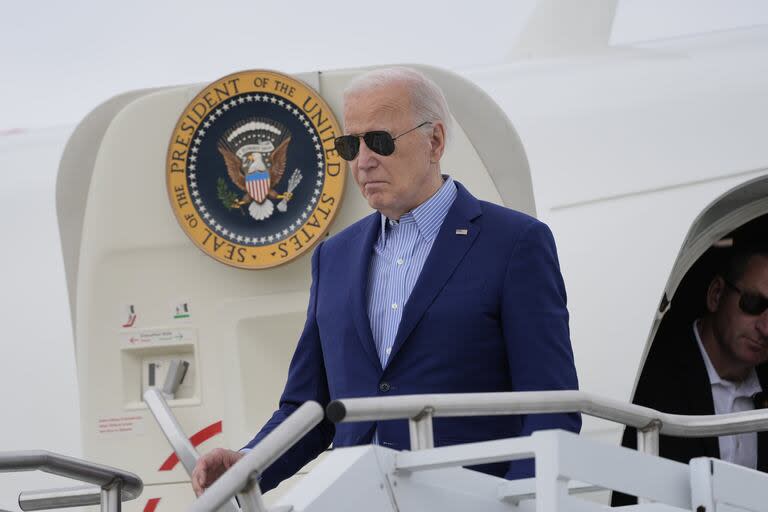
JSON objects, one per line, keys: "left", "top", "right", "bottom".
{"left": 455, "top": 228, "right": 469, "bottom": 236}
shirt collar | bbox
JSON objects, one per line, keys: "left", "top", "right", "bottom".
{"left": 378, "top": 175, "right": 457, "bottom": 246}
{"left": 692, "top": 320, "right": 762, "bottom": 394}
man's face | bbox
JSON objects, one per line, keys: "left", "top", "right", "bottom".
{"left": 343, "top": 82, "right": 444, "bottom": 219}
{"left": 708, "top": 254, "right": 768, "bottom": 373}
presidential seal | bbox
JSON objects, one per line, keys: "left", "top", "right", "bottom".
{"left": 166, "top": 70, "right": 346, "bottom": 269}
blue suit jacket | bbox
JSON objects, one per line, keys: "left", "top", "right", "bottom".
{"left": 244, "top": 182, "right": 580, "bottom": 491}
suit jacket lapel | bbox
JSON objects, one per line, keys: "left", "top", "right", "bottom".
{"left": 348, "top": 214, "right": 384, "bottom": 373}
{"left": 387, "top": 183, "right": 482, "bottom": 365}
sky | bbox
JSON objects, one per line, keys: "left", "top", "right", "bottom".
{"left": 1, "top": 0, "right": 768, "bottom": 132}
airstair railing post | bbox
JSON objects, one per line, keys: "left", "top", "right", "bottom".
{"left": 637, "top": 420, "right": 661, "bottom": 457}
{"left": 237, "top": 477, "right": 268, "bottom": 512}
{"left": 100, "top": 480, "right": 122, "bottom": 512}
{"left": 637, "top": 420, "right": 661, "bottom": 505}
{"left": 409, "top": 407, "right": 435, "bottom": 450}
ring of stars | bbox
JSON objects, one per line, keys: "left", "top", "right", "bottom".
{"left": 186, "top": 93, "right": 326, "bottom": 246}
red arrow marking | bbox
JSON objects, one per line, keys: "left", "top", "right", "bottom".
{"left": 158, "top": 421, "right": 223, "bottom": 471}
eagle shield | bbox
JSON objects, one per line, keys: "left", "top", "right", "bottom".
{"left": 217, "top": 118, "right": 294, "bottom": 220}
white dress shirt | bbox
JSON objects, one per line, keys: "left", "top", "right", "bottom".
{"left": 693, "top": 320, "right": 762, "bottom": 469}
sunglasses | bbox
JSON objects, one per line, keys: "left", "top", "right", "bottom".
{"left": 724, "top": 280, "right": 768, "bottom": 316}
{"left": 334, "top": 121, "right": 432, "bottom": 161}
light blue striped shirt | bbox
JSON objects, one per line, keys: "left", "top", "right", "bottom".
{"left": 366, "top": 176, "right": 457, "bottom": 368}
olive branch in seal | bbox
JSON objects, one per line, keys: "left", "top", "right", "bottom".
{"left": 217, "top": 178, "right": 242, "bottom": 211}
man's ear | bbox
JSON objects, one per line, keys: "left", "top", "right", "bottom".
{"left": 429, "top": 122, "right": 446, "bottom": 163}
{"left": 707, "top": 276, "right": 726, "bottom": 313}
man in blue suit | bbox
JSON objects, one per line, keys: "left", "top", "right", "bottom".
{"left": 192, "top": 67, "right": 580, "bottom": 494}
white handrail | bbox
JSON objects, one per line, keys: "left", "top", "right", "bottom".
{"left": 144, "top": 388, "right": 200, "bottom": 475}
{"left": 182, "top": 390, "right": 768, "bottom": 511}
{"left": 18, "top": 485, "right": 104, "bottom": 510}
{"left": 327, "top": 389, "right": 768, "bottom": 456}
{"left": 0, "top": 450, "right": 142, "bottom": 511}
{"left": 327, "top": 390, "right": 768, "bottom": 437}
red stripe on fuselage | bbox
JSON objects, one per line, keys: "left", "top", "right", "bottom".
{"left": 143, "top": 497, "right": 161, "bottom": 512}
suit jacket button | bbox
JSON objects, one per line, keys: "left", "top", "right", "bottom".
{"left": 379, "top": 382, "right": 391, "bottom": 392}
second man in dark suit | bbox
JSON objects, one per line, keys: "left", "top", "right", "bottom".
{"left": 614, "top": 241, "right": 768, "bottom": 506}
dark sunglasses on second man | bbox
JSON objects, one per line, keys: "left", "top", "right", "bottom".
{"left": 724, "top": 279, "right": 768, "bottom": 316}
{"left": 334, "top": 121, "right": 432, "bottom": 161}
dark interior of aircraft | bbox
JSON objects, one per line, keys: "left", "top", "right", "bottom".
{"left": 652, "top": 213, "right": 768, "bottom": 354}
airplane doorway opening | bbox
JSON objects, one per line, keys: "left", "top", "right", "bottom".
{"left": 649, "top": 213, "right": 768, "bottom": 373}
{"left": 635, "top": 172, "right": 768, "bottom": 388}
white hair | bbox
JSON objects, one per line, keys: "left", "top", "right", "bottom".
{"left": 344, "top": 66, "right": 453, "bottom": 144}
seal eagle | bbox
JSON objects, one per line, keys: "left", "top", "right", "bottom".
{"left": 217, "top": 118, "right": 293, "bottom": 220}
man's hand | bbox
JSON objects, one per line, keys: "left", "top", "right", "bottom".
{"left": 191, "top": 448, "right": 245, "bottom": 496}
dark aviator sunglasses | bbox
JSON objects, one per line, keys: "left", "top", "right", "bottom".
{"left": 334, "top": 121, "right": 432, "bottom": 161}
{"left": 724, "top": 280, "right": 768, "bottom": 316}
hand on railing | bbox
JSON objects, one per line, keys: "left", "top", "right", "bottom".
{"left": 187, "top": 401, "right": 324, "bottom": 512}
{"left": 191, "top": 448, "right": 245, "bottom": 497}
